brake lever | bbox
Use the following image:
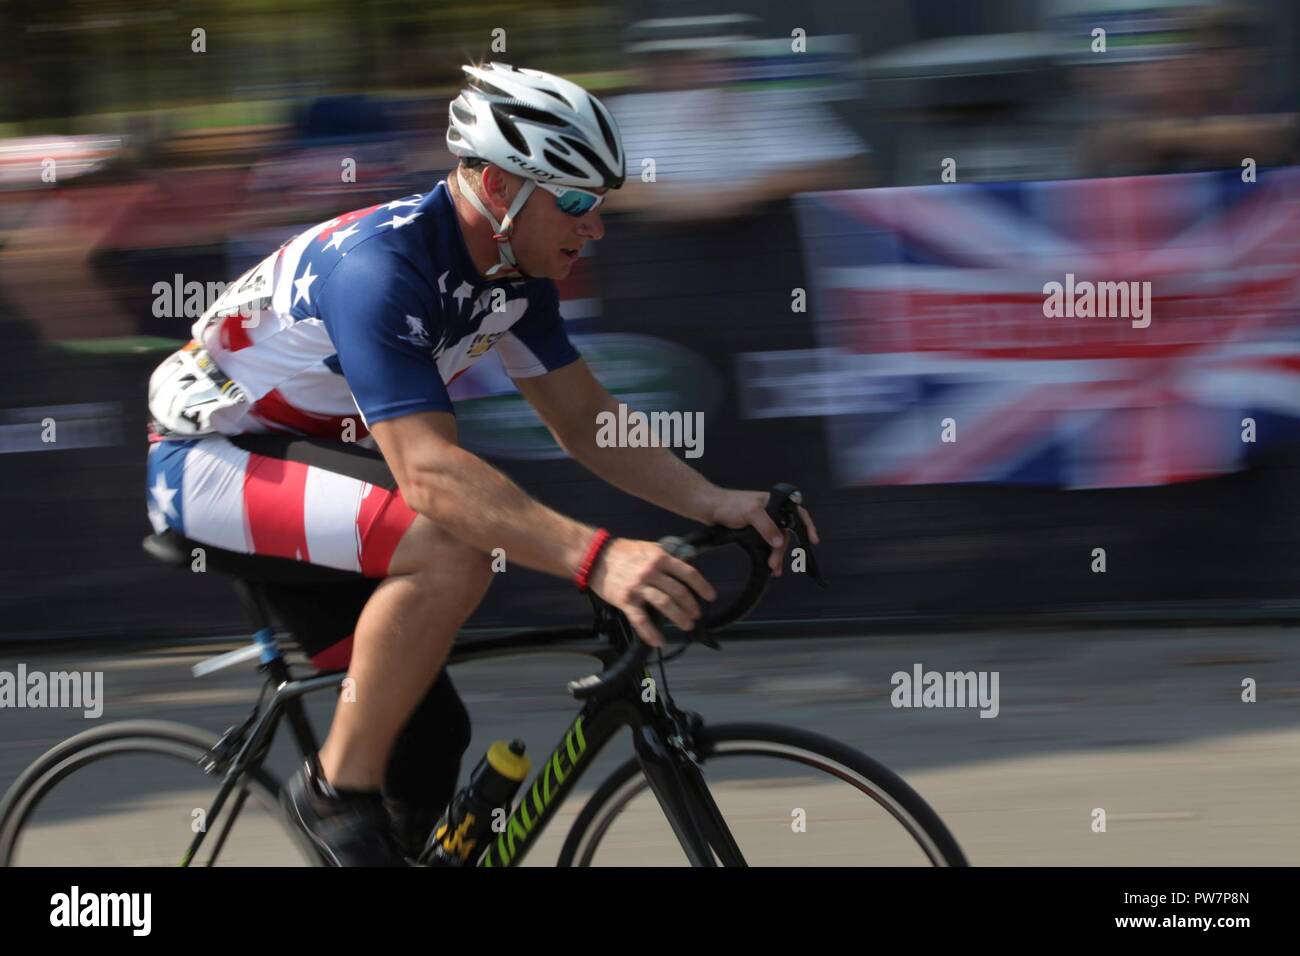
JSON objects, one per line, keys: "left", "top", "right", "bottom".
{"left": 790, "top": 520, "right": 828, "bottom": 588}
{"left": 766, "top": 485, "right": 828, "bottom": 588}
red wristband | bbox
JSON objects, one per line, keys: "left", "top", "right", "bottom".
{"left": 574, "top": 528, "right": 612, "bottom": 592}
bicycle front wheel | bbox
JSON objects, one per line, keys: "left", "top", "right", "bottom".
{"left": 0, "top": 720, "right": 315, "bottom": 866}
{"left": 558, "top": 722, "right": 967, "bottom": 866}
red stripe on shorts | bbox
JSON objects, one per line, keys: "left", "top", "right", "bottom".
{"left": 357, "top": 483, "right": 417, "bottom": 577}
{"left": 310, "top": 633, "right": 355, "bottom": 672}
{"left": 243, "top": 453, "right": 312, "bottom": 562}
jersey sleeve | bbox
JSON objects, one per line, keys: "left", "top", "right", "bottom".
{"left": 495, "top": 280, "right": 582, "bottom": 378}
{"left": 316, "top": 242, "right": 453, "bottom": 427}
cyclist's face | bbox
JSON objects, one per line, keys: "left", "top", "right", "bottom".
{"left": 487, "top": 168, "right": 606, "bottom": 280}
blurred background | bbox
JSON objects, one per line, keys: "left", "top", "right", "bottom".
{"left": 2, "top": 0, "right": 1299, "bottom": 868}
{"left": 3, "top": 0, "right": 1300, "bottom": 638}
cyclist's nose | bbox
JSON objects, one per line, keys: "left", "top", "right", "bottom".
{"left": 576, "top": 210, "right": 604, "bottom": 240}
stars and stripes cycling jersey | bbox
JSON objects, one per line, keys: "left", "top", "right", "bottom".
{"left": 146, "top": 179, "right": 580, "bottom": 441}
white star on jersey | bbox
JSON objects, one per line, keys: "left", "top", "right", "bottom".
{"left": 386, "top": 197, "right": 422, "bottom": 210}
{"left": 322, "top": 224, "right": 360, "bottom": 252}
{"left": 378, "top": 212, "right": 421, "bottom": 230}
{"left": 293, "top": 262, "right": 318, "bottom": 305}
{"left": 149, "top": 473, "right": 178, "bottom": 532}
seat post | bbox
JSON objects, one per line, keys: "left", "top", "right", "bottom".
{"left": 232, "top": 577, "right": 323, "bottom": 760}
{"left": 232, "top": 578, "right": 273, "bottom": 633}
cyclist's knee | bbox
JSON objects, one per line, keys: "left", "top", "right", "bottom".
{"left": 390, "top": 515, "right": 494, "bottom": 596}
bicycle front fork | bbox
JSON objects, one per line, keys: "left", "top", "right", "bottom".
{"left": 631, "top": 719, "right": 747, "bottom": 867}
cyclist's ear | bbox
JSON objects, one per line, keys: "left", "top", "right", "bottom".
{"left": 479, "top": 165, "right": 516, "bottom": 211}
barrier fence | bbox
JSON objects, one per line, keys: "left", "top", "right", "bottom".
{"left": 3, "top": 171, "right": 1300, "bottom": 642}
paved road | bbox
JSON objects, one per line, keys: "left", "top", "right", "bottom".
{"left": 1, "top": 625, "right": 1296, "bottom": 865}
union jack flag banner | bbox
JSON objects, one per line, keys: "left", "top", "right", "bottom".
{"left": 794, "top": 168, "right": 1300, "bottom": 489}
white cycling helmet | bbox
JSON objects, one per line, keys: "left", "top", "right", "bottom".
{"left": 447, "top": 62, "right": 625, "bottom": 276}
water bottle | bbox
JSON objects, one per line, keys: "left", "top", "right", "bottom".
{"left": 420, "top": 739, "right": 530, "bottom": 866}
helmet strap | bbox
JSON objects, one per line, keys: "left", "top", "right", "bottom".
{"left": 455, "top": 167, "right": 536, "bottom": 277}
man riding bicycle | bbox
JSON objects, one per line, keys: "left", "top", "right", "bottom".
{"left": 143, "top": 62, "right": 818, "bottom": 865}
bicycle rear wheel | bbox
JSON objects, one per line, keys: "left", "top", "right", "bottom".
{"left": 0, "top": 720, "right": 316, "bottom": 866}
{"left": 558, "top": 722, "right": 967, "bottom": 866}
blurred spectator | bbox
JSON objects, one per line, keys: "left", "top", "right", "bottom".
{"left": 859, "top": 31, "right": 1075, "bottom": 184}
{"left": 237, "top": 94, "right": 410, "bottom": 236}
{"left": 604, "top": 14, "right": 871, "bottom": 222}
{"left": 1076, "top": 2, "right": 1299, "bottom": 174}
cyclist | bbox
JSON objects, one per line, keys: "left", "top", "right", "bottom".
{"left": 144, "top": 62, "right": 818, "bottom": 865}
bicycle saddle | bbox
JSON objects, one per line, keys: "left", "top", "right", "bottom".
{"left": 141, "top": 530, "right": 364, "bottom": 586}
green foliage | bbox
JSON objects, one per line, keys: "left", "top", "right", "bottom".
{"left": 1, "top": 0, "right": 624, "bottom": 131}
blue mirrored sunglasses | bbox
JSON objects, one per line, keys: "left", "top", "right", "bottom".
{"left": 535, "top": 181, "right": 606, "bottom": 217}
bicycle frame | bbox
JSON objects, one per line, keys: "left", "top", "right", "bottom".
{"left": 183, "top": 619, "right": 742, "bottom": 868}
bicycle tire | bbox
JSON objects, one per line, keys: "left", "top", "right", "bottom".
{"left": 557, "top": 721, "right": 968, "bottom": 866}
{"left": 0, "top": 720, "right": 313, "bottom": 866}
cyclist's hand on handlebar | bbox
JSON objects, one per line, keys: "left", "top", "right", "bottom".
{"left": 588, "top": 538, "right": 718, "bottom": 648}
{"left": 704, "top": 489, "right": 821, "bottom": 577}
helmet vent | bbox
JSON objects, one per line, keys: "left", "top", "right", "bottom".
{"left": 561, "top": 136, "right": 614, "bottom": 182}
{"left": 592, "top": 103, "right": 619, "bottom": 156}
{"left": 469, "top": 77, "right": 512, "bottom": 99}
{"left": 538, "top": 87, "right": 573, "bottom": 108}
{"left": 508, "top": 104, "right": 568, "bottom": 128}
{"left": 491, "top": 105, "right": 531, "bottom": 154}
{"left": 542, "top": 149, "right": 585, "bottom": 180}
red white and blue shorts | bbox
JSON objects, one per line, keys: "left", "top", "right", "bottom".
{"left": 145, "top": 432, "right": 418, "bottom": 580}
{"left": 144, "top": 431, "right": 469, "bottom": 812}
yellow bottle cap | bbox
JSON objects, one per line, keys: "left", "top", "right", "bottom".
{"left": 486, "top": 740, "right": 531, "bottom": 781}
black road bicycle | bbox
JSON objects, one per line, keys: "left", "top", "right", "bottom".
{"left": 0, "top": 485, "right": 967, "bottom": 867}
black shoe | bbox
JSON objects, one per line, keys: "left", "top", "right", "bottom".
{"left": 283, "top": 760, "right": 410, "bottom": 866}
{"left": 384, "top": 798, "right": 443, "bottom": 861}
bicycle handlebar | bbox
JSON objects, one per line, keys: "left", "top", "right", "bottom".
{"left": 567, "top": 483, "right": 827, "bottom": 701}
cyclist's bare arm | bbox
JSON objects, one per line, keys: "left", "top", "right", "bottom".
{"left": 370, "top": 411, "right": 716, "bottom": 645}
{"left": 513, "top": 360, "right": 819, "bottom": 573}
{"left": 512, "top": 360, "right": 723, "bottom": 523}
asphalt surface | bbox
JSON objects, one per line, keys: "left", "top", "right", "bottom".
{"left": 1, "top": 625, "right": 1297, "bottom": 865}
